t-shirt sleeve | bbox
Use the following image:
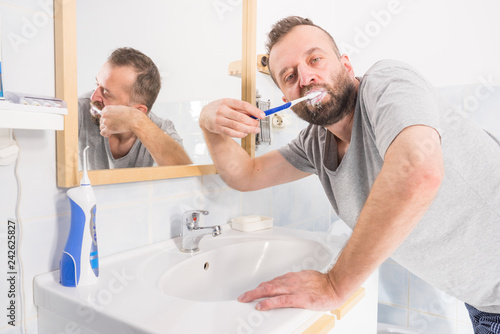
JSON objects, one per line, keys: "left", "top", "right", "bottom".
{"left": 361, "top": 61, "right": 443, "bottom": 157}
{"left": 278, "top": 125, "right": 318, "bottom": 174}
{"left": 160, "top": 119, "right": 184, "bottom": 147}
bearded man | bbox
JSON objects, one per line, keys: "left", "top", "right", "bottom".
{"left": 199, "top": 16, "right": 500, "bottom": 333}
{"left": 79, "top": 47, "right": 191, "bottom": 169}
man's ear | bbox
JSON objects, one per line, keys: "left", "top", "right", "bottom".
{"left": 134, "top": 104, "right": 148, "bottom": 114}
{"left": 340, "top": 54, "right": 355, "bottom": 76}
{"left": 282, "top": 96, "right": 288, "bottom": 103}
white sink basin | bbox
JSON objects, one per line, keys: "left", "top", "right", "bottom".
{"left": 158, "top": 237, "right": 332, "bottom": 301}
{"left": 35, "top": 227, "right": 346, "bottom": 334}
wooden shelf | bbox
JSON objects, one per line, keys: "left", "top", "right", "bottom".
{"left": 0, "top": 101, "right": 66, "bottom": 131}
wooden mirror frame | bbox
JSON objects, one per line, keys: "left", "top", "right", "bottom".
{"left": 54, "top": 0, "right": 256, "bottom": 187}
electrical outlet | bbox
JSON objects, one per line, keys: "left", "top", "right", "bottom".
{"left": 272, "top": 112, "right": 291, "bottom": 128}
{"left": 272, "top": 114, "right": 284, "bottom": 127}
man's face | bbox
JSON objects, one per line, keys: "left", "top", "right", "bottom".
{"left": 269, "top": 25, "right": 357, "bottom": 127}
{"left": 89, "top": 62, "right": 136, "bottom": 126}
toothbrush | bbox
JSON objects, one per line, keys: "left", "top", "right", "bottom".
{"left": 251, "top": 91, "right": 322, "bottom": 119}
{"left": 60, "top": 146, "right": 99, "bottom": 287}
{"left": 91, "top": 105, "right": 102, "bottom": 115}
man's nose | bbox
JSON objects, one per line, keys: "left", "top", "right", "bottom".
{"left": 90, "top": 87, "right": 102, "bottom": 102}
{"left": 298, "top": 64, "right": 317, "bottom": 88}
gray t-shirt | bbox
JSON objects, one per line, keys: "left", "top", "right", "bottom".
{"left": 78, "top": 93, "right": 184, "bottom": 170}
{"left": 279, "top": 60, "right": 500, "bottom": 313}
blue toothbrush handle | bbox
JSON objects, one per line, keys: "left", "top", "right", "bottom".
{"left": 251, "top": 102, "right": 292, "bottom": 119}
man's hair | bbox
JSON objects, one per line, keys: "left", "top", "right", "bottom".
{"left": 265, "top": 16, "right": 341, "bottom": 85}
{"left": 107, "top": 47, "right": 161, "bottom": 112}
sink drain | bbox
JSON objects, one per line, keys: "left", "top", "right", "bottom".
{"left": 203, "top": 262, "right": 209, "bottom": 270}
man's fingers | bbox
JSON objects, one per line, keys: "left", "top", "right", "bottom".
{"left": 99, "top": 128, "right": 111, "bottom": 138}
{"left": 256, "top": 294, "right": 304, "bottom": 311}
{"left": 200, "top": 98, "right": 266, "bottom": 137}
{"left": 238, "top": 278, "right": 291, "bottom": 302}
{"left": 223, "top": 98, "right": 266, "bottom": 119}
{"left": 214, "top": 105, "right": 261, "bottom": 135}
{"left": 237, "top": 271, "right": 344, "bottom": 312}
{"left": 217, "top": 118, "right": 260, "bottom": 136}
{"left": 216, "top": 104, "right": 261, "bottom": 127}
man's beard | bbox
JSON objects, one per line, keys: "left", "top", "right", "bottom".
{"left": 291, "top": 68, "right": 357, "bottom": 127}
{"left": 89, "top": 100, "right": 104, "bottom": 126}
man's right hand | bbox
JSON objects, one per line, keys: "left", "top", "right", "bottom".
{"left": 199, "top": 98, "right": 266, "bottom": 138}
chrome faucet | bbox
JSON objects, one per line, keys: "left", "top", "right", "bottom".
{"left": 180, "top": 210, "right": 221, "bottom": 253}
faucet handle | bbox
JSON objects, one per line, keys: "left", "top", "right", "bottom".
{"left": 182, "top": 210, "right": 209, "bottom": 226}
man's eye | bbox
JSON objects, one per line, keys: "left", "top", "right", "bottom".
{"left": 99, "top": 87, "right": 110, "bottom": 98}
{"left": 312, "top": 57, "right": 320, "bottom": 64}
{"left": 285, "top": 73, "right": 295, "bottom": 82}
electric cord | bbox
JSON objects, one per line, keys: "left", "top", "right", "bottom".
{"left": 12, "top": 131, "right": 27, "bottom": 334}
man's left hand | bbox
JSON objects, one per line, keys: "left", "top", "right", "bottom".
{"left": 237, "top": 270, "right": 342, "bottom": 311}
{"left": 99, "top": 105, "right": 142, "bottom": 137}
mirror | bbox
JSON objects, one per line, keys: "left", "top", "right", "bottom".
{"left": 55, "top": 0, "right": 257, "bottom": 187}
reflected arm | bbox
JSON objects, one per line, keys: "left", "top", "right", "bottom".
{"left": 99, "top": 105, "right": 192, "bottom": 166}
{"left": 129, "top": 111, "right": 192, "bottom": 166}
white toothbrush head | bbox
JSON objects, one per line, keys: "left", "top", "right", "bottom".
{"left": 305, "top": 91, "right": 322, "bottom": 99}
{"left": 91, "top": 105, "right": 102, "bottom": 116}
{"left": 290, "top": 91, "right": 323, "bottom": 106}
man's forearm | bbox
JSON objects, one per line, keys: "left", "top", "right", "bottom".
{"left": 133, "top": 114, "right": 192, "bottom": 166}
{"left": 328, "top": 126, "right": 444, "bottom": 301}
{"left": 196, "top": 98, "right": 271, "bottom": 190}
{"left": 328, "top": 168, "right": 440, "bottom": 300}
{"left": 202, "top": 129, "right": 255, "bottom": 190}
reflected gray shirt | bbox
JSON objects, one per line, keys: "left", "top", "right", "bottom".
{"left": 279, "top": 60, "right": 500, "bottom": 313}
{"left": 78, "top": 92, "right": 184, "bottom": 170}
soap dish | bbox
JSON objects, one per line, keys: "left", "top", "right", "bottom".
{"left": 231, "top": 215, "right": 273, "bottom": 232}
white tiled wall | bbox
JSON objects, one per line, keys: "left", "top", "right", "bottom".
{"left": 378, "top": 258, "right": 474, "bottom": 334}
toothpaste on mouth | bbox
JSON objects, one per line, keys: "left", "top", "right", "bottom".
{"left": 306, "top": 90, "right": 327, "bottom": 106}
{"left": 91, "top": 105, "right": 102, "bottom": 116}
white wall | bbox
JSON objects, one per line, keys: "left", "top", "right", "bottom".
{"left": 76, "top": 0, "right": 242, "bottom": 103}
{"left": 332, "top": 0, "right": 500, "bottom": 86}
{"left": 256, "top": 0, "right": 500, "bottom": 90}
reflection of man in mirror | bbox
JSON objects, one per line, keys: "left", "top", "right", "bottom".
{"left": 78, "top": 47, "right": 192, "bottom": 169}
